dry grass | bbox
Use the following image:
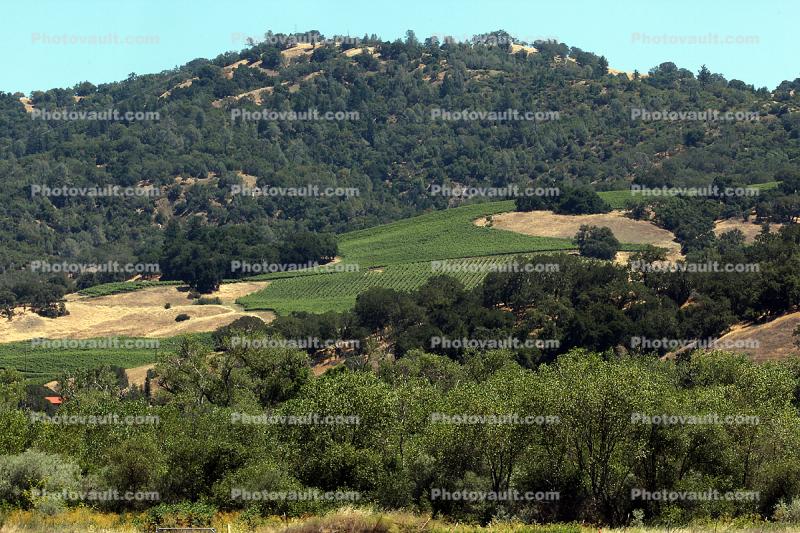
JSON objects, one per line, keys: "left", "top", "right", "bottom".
{"left": 237, "top": 172, "right": 259, "bottom": 188}
{"left": 223, "top": 59, "right": 250, "bottom": 79}
{"left": 714, "top": 217, "right": 782, "bottom": 243}
{"left": 280, "top": 43, "right": 314, "bottom": 61}
{"left": 18, "top": 97, "right": 34, "bottom": 113}
{"left": 2, "top": 507, "right": 796, "bottom": 533}
{"left": 509, "top": 43, "right": 538, "bottom": 55}
{"left": 477, "top": 210, "right": 683, "bottom": 260}
{"left": 713, "top": 311, "right": 800, "bottom": 362}
{"left": 159, "top": 77, "right": 198, "bottom": 98}
{"left": 0, "top": 282, "right": 274, "bottom": 343}
{"left": 343, "top": 46, "right": 377, "bottom": 58}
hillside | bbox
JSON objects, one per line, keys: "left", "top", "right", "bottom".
{"left": 1, "top": 30, "right": 799, "bottom": 274}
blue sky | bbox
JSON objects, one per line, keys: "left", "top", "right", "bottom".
{"left": 1, "top": 0, "right": 796, "bottom": 94}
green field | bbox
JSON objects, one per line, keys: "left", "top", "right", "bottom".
{"left": 598, "top": 188, "right": 642, "bottom": 209}
{"left": 0, "top": 334, "right": 212, "bottom": 382}
{"left": 78, "top": 280, "right": 181, "bottom": 297}
{"left": 239, "top": 201, "right": 648, "bottom": 314}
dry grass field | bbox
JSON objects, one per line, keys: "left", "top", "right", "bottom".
{"left": 714, "top": 217, "right": 782, "bottom": 243}
{"left": 0, "top": 282, "right": 274, "bottom": 343}
{"left": 476, "top": 210, "right": 683, "bottom": 259}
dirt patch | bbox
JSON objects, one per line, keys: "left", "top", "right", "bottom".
{"left": 236, "top": 172, "right": 259, "bottom": 188}
{"left": 212, "top": 86, "right": 274, "bottom": 107}
{"left": 711, "top": 312, "right": 800, "bottom": 362}
{"left": 343, "top": 46, "right": 377, "bottom": 58}
{"left": 510, "top": 44, "right": 538, "bottom": 55}
{"left": 19, "top": 97, "right": 34, "bottom": 113}
{"left": 222, "top": 59, "right": 250, "bottom": 79}
{"left": 0, "top": 282, "right": 274, "bottom": 343}
{"left": 478, "top": 210, "right": 683, "bottom": 259}
{"left": 313, "top": 356, "right": 344, "bottom": 376}
{"left": 281, "top": 43, "right": 314, "bottom": 61}
{"left": 159, "top": 77, "right": 198, "bottom": 98}
{"left": 714, "top": 217, "right": 781, "bottom": 243}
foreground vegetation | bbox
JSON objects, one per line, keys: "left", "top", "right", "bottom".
{"left": 4, "top": 344, "right": 800, "bottom": 529}
{"left": 4, "top": 506, "right": 800, "bottom": 533}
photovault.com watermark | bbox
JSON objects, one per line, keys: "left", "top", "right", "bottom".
{"left": 431, "top": 260, "right": 559, "bottom": 274}
{"left": 230, "top": 184, "right": 360, "bottom": 198}
{"left": 430, "top": 413, "right": 560, "bottom": 425}
{"left": 30, "top": 109, "right": 160, "bottom": 121}
{"left": 230, "top": 32, "right": 362, "bottom": 47}
{"left": 229, "top": 261, "right": 358, "bottom": 274}
{"left": 630, "top": 336, "right": 760, "bottom": 351}
{"left": 29, "top": 413, "right": 160, "bottom": 426}
{"left": 29, "top": 488, "right": 159, "bottom": 502}
{"left": 630, "top": 412, "right": 760, "bottom": 426}
{"left": 429, "top": 184, "right": 560, "bottom": 198}
{"left": 31, "top": 184, "right": 160, "bottom": 198}
{"left": 230, "top": 109, "right": 359, "bottom": 122}
{"left": 631, "top": 488, "right": 759, "bottom": 502}
{"left": 230, "top": 488, "right": 361, "bottom": 501}
{"left": 630, "top": 261, "right": 760, "bottom": 273}
{"left": 230, "top": 413, "right": 360, "bottom": 425}
{"left": 630, "top": 32, "right": 759, "bottom": 46}
{"left": 430, "top": 488, "right": 560, "bottom": 502}
{"left": 31, "top": 33, "right": 160, "bottom": 46}
{"left": 30, "top": 338, "right": 161, "bottom": 350}
{"left": 430, "top": 336, "right": 560, "bottom": 350}
{"left": 431, "top": 108, "right": 560, "bottom": 121}
{"left": 630, "top": 108, "right": 759, "bottom": 122}
{"left": 29, "top": 261, "right": 160, "bottom": 275}
{"left": 630, "top": 185, "right": 760, "bottom": 197}
{"left": 228, "top": 337, "right": 360, "bottom": 350}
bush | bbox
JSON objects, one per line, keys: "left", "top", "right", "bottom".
{"left": 774, "top": 498, "right": 800, "bottom": 523}
{"left": 0, "top": 450, "right": 83, "bottom": 511}
{"left": 164, "top": 303, "right": 171, "bottom": 309}
{"left": 175, "top": 313, "right": 190, "bottom": 322}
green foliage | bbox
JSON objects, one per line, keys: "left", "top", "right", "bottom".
{"left": 573, "top": 225, "right": 620, "bottom": 259}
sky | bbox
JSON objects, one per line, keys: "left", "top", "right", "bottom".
{"left": 1, "top": 0, "right": 796, "bottom": 94}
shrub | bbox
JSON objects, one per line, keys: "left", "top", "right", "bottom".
{"left": 164, "top": 303, "right": 171, "bottom": 309}
{"left": 0, "top": 450, "right": 83, "bottom": 511}
{"left": 175, "top": 313, "right": 190, "bottom": 322}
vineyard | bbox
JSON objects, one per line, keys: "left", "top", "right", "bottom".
{"left": 238, "top": 255, "right": 558, "bottom": 314}
{"left": 335, "top": 201, "right": 574, "bottom": 267}
{"left": 0, "top": 334, "right": 211, "bottom": 382}
{"left": 236, "top": 199, "right": 665, "bottom": 314}
{"left": 78, "top": 280, "right": 181, "bottom": 297}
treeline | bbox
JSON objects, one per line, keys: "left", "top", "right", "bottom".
{"left": 3, "top": 345, "right": 800, "bottom": 527}
{"left": 159, "top": 217, "right": 337, "bottom": 292}
{"left": 515, "top": 185, "right": 610, "bottom": 214}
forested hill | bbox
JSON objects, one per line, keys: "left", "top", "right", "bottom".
{"left": 1, "top": 29, "right": 799, "bottom": 270}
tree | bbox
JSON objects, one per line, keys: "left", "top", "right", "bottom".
{"left": 0, "top": 291, "right": 15, "bottom": 320}
{"left": 555, "top": 186, "right": 611, "bottom": 215}
{"left": 573, "top": 225, "right": 619, "bottom": 260}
